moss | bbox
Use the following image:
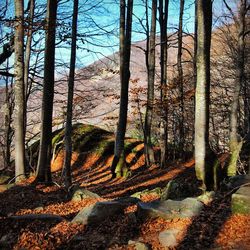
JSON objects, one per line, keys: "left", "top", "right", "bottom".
{"left": 228, "top": 140, "right": 243, "bottom": 177}
{"left": 115, "top": 154, "right": 126, "bottom": 178}
{"left": 232, "top": 196, "right": 250, "bottom": 214}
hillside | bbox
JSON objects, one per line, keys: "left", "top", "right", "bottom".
{"left": 0, "top": 123, "right": 249, "bottom": 249}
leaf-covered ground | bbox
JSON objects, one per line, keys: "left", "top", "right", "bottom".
{"left": 0, "top": 125, "right": 249, "bottom": 249}
{"left": 1, "top": 158, "right": 250, "bottom": 249}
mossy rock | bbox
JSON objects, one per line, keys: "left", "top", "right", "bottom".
{"left": 131, "top": 187, "right": 162, "bottom": 199}
{"left": 0, "top": 183, "right": 15, "bottom": 192}
{"left": 0, "top": 175, "right": 11, "bottom": 185}
{"left": 231, "top": 186, "right": 250, "bottom": 214}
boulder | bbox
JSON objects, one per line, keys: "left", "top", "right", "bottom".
{"left": 72, "top": 197, "right": 140, "bottom": 225}
{"left": 231, "top": 185, "right": 250, "bottom": 214}
{"left": 71, "top": 188, "right": 100, "bottom": 202}
{"left": 222, "top": 174, "right": 250, "bottom": 191}
{"left": 161, "top": 180, "right": 198, "bottom": 200}
{"left": 158, "top": 228, "right": 180, "bottom": 248}
{"left": 137, "top": 198, "right": 204, "bottom": 220}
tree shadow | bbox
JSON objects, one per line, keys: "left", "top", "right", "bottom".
{"left": 0, "top": 185, "right": 68, "bottom": 217}
{"left": 60, "top": 202, "right": 149, "bottom": 250}
{"left": 177, "top": 193, "right": 232, "bottom": 250}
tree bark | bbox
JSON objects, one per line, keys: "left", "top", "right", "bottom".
{"left": 144, "top": 0, "right": 157, "bottom": 166}
{"left": 62, "top": 0, "right": 79, "bottom": 189}
{"left": 111, "top": 0, "right": 133, "bottom": 178}
{"left": 228, "top": 0, "right": 247, "bottom": 176}
{"left": 14, "top": 0, "right": 26, "bottom": 182}
{"left": 23, "top": 0, "right": 35, "bottom": 173}
{"left": 195, "top": 0, "right": 214, "bottom": 190}
{"left": 159, "top": 0, "right": 169, "bottom": 167}
{"left": 36, "top": 0, "right": 57, "bottom": 183}
{"left": 177, "top": 0, "right": 185, "bottom": 158}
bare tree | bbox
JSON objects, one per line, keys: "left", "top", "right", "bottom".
{"left": 195, "top": 0, "right": 215, "bottom": 190}
{"left": 36, "top": 0, "right": 58, "bottom": 183}
{"left": 62, "top": 0, "right": 79, "bottom": 189}
{"left": 177, "top": 0, "right": 185, "bottom": 157}
{"left": 111, "top": 0, "right": 133, "bottom": 178}
{"left": 144, "top": 0, "right": 157, "bottom": 166}
{"left": 14, "top": 0, "right": 26, "bottom": 182}
{"left": 224, "top": 0, "right": 249, "bottom": 176}
{"left": 159, "top": 0, "right": 169, "bottom": 168}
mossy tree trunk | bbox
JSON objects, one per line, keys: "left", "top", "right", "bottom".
{"left": 159, "top": 0, "right": 169, "bottom": 168}
{"left": 36, "top": 0, "right": 57, "bottom": 183}
{"left": 111, "top": 0, "right": 133, "bottom": 178}
{"left": 62, "top": 0, "right": 79, "bottom": 189}
{"left": 223, "top": 0, "right": 247, "bottom": 176}
{"left": 144, "top": 0, "right": 157, "bottom": 167}
{"left": 14, "top": 0, "right": 26, "bottom": 182}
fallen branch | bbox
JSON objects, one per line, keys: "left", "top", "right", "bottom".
{"left": 8, "top": 213, "right": 65, "bottom": 222}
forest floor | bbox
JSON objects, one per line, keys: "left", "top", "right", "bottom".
{"left": 0, "top": 156, "right": 250, "bottom": 250}
{"left": 0, "top": 124, "right": 250, "bottom": 249}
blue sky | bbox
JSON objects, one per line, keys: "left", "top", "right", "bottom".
{"left": 0, "top": 0, "right": 231, "bottom": 85}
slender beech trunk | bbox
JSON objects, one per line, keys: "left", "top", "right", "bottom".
{"left": 36, "top": 0, "right": 57, "bottom": 183}
{"left": 192, "top": 0, "right": 198, "bottom": 151}
{"left": 23, "top": 0, "right": 35, "bottom": 172}
{"left": 159, "top": 0, "right": 169, "bottom": 167}
{"left": 195, "top": 0, "right": 213, "bottom": 190}
{"left": 227, "top": 0, "right": 246, "bottom": 176}
{"left": 144, "top": 0, "right": 157, "bottom": 166}
{"left": 62, "top": 0, "right": 78, "bottom": 189}
{"left": 4, "top": 74, "right": 13, "bottom": 169}
{"left": 14, "top": 0, "right": 25, "bottom": 182}
{"left": 111, "top": 0, "right": 133, "bottom": 178}
{"left": 177, "top": 0, "right": 185, "bottom": 158}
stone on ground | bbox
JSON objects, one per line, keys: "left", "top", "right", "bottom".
{"left": 128, "top": 240, "right": 149, "bottom": 250}
{"left": 158, "top": 228, "right": 180, "bottom": 248}
{"left": 231, "top": 185, "right": 250, "bottom": 214}
{"left": 71, "top": 188, "right": 100, "bottom": 202}
{"left": 138, "top": 198, "right": 204, "bottom": 220}
{"left": 72, "top": 197, "right": 140, "bottom": 225}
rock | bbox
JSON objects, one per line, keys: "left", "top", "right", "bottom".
{"left": 232, "top": 185, "right": 250, "bottom": 214}
{"left": 158, "top": 228, "right": 180, "bottom": 248}
{"left": 72, "top": 197, "right": 140, "bottom": 225}
{"left": 72, "top": 204, "right": 95, "bottom": 224}
{"left": 128, "top": 240, "right": 149, "bottom": 250}
{"left": 197, "top": 191, "right": 215, "bottom": 205}
{"left": 131, "top": 188, "right": 161, "bottom": 199}
{"left": 71, "top": 188, "right": 100, "bottom": 202}
{"left": 223, "top": 174, "right": 250, "bottom": 191}
{"left": 138, "top": 198, "right": 204, "bottom": 220}
{"left": 161, "top": 180, "right": 197, "bottom": 200}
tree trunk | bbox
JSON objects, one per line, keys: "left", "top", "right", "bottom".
{"left": 228, "top": 0, "right": 246, "bottom": 176}
{"left": 62, "top": 0, "right": 79, "bottom": 189}
{"left": 4, "top": 74, "right": 14, "bottom": 169}
{"left": 23, "top": 0, "right": 35, "bottom": 173}
{"left": 159, "top": 0, "right": 169, "bottom": 167}
{"left": 144, "top": 0, "right": 157, "bottom": 167}
{"left": 111, "top": 0, "right": 133, "bottom": 178}
{"left": 36, "top": 0, "right": 57, "bottom": 183}
{"left": 14, "top": 0, "right": 25, "bottom": 182}
{"left": 195, "top": 0, "right": 214, "bottom": 190}
{"left": 177, "top": 0, "right": 185, "bottom": 158}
